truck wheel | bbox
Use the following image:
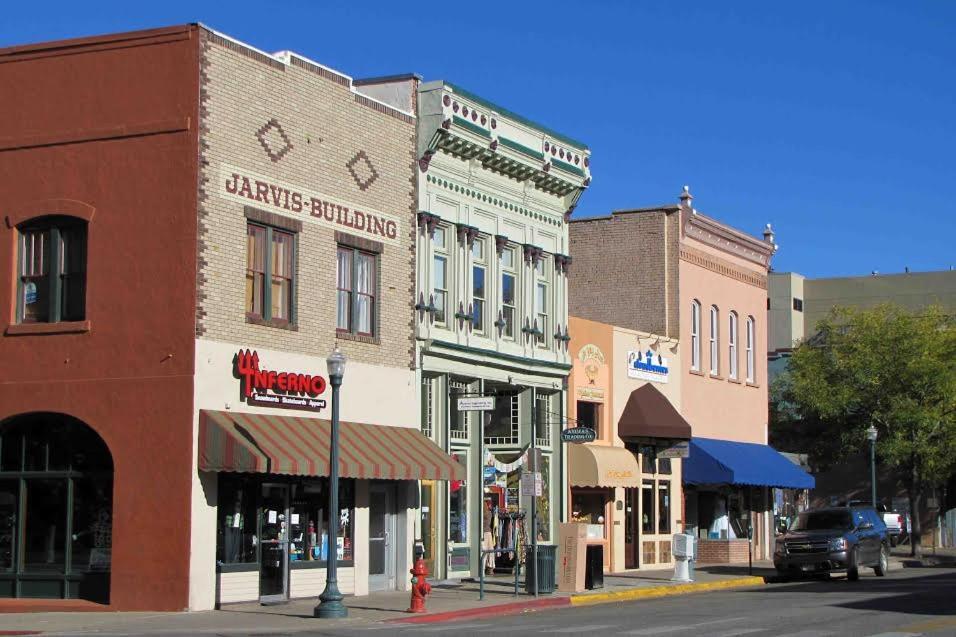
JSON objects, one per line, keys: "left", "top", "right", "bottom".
{"left": 874, "top": 545, "right": 888, "bottom": 576}
{"left": 847, "top": 548, "right": 860, "bottom": 581}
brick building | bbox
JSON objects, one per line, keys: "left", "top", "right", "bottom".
{"left": 0, "top": 25, "right": 462, "bottom": 611}
{"left": 569, "top": 188, "right": 812, "bottom": 563}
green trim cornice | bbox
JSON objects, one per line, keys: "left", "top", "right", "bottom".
{"left": 551, "top": 158, "right": 585, "bottom": 177}
{"left": 452, "top": 116, "right": 492, "bottom": 139}
{"left": 427, "top": 339, "right": 572, "bottom": 372}
{"left": 499, "top": 136, "right": 545, "bottom": 161}
{"left": 424, "top": 173, "right": 565, "bottom": 227}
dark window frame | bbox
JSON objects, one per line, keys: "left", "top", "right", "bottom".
{"left": 16, "top": 216, "right": 87, "bottom": 325}
{"left": 792, "top": 297, "right": 804, "bottom": 312}
{"left": 336, "top": 245, "right": 379, "bottom": 339}
{"left": 245, "top": 220, "right": 297, "bottom": 328}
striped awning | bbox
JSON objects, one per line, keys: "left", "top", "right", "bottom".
{"left": 199, "top": 410, "right": 465, "bottom": 481}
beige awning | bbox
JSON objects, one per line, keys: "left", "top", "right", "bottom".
{"left": 569, "top": 444, "right": 641, "bottom": 488}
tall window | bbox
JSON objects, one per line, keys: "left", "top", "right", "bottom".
{"left": 576, "top": 401, "right": 600, "bottom": 436}
{"left": 535, "top": 258, "right": 549, "bottom": 348}
{"left": 690, "top": 301, "right": 701, "bottom": 371}
{"left": 336, "top": 247, "right": 376, "bottom": 336}
{"left": 449, "top": 451, "right": 468, "bottom": 543}
{"left": 471, "top": 238, "right": 486, "bottom": 333}
{"left": 535, "top": 393, "right": 551, "bottom": 447}
{"left": 500, "top": 247, "right": 516, "bottom": 339}
{"left": 433, "top": 227, "right": 448, "bottom": 325}
{"left": 658, "top": 481, "right": 671, "bottom": 534}
{"left": 17, "top": 218, "right": 87, "bottom": 324}
{"left": 486, "top": 384, "right": 519, "bottom": 445}
{"left": 746, "top": 316, "right": 755, "bottom": 382}
{"left": 641, "top": 481, "right": 654, "bottom": 534}
{"left": 709, "top": 306, "right": 719, "bottom": 375}
{"left": 449, "top": 379, "right": 470, "bottom": 441}
{"left": 728, "top": 311, "right": 739, "bottom": 380}
{"left": 246, "top": 223, "right": 294, "bottom": 323}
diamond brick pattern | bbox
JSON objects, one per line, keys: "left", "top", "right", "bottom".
{"left": 346, "top": 150, "right": 379, "bottom": 191}
{"left": 255, "top": 118, "right": 293, "bottom": 162}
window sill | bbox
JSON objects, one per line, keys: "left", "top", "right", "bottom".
{"left": 708, "top": 372, "right": 723, "bottom": 380}
{"left": 727, "top": 377, "right": 742, "bottom": 385}
{"left": 5, "top": 320, "right": 91, "bottom": 336}
{"left": 688, "top": 369, "right": 705, "bottom": 377}
{"left": 246, "top": 314, "right": 298, "bottom": 331}
{"left": 336, "top": 330, "right": 380, "bottom": 345}
{"left": 745, "top": 381, "right": 760, "bottom": 388}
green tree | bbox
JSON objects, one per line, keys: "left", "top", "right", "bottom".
{"left": 779, "top": 304, "right": 956, "bottom": 557}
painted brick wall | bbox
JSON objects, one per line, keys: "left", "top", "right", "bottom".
{"left": 697, "top": 538, "right": 750, "bottom": 564}
{"left": 196, "top": 30, "right": 417, "bottom": 368}
{"left": 568, "top": 209, "right": 680, "bottom": 338}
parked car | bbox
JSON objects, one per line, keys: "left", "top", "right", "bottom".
{"left": 774, "top": 506, "right": 890, "bottom": 581}
{"left": 842, "top": 500, "right": 905, "bottom": 546}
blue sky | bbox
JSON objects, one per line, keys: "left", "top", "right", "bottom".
{"left": 3, "top": 1, "right": 954, "bottom": 278}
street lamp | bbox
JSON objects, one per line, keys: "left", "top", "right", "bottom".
{"left": 315, "top": 345, "right": 347, "bottom": 619}
{"left": 866, "top": 425, "right": 878, "bottom": 508}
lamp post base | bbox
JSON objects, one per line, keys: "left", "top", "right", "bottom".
{"left": 314, "top": 584, "right": 348, "bottom": 619}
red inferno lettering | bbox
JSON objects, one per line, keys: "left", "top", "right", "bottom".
{"left": 235, "top": 349, "right": 327, "bottom": 399}
{"left": 277, "top": 372, "right": 288, "bottom": 391}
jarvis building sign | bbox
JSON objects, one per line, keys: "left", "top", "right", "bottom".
{"left": 221, "top": 164, "right": 402, "bottom": 244}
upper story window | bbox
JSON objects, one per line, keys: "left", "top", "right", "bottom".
{"left": 432, "top": 226, "right": 448, "bottom": 325}
{"left": 471, "top": 238, "right": 486, "bottom": 334}
{"left": 500, "top": 247, "right": 516, "bottom": 339}
{"left": 746, "top": 316, "right": 755, "bottom": 383}
{"left": 792, "top": 297, "right": 803, "bottom": 312}
{"left": 336, "top": 246, "right": 377, "bottom": 337}
{"left": 246, "top": 222, "right": 295, "bottom": 324}
{"left": 728, "top": 311, "right": 739, "bottom": 380}
{"left": 709, "top": 305, "right": 719, "bottom": 375}
{"left": 690, "top": 301, "right": 701, "bottom": 371}
{"left": 17, "top": 217, "right": 87, "bottom": 324}
{"left": 535, "top": 260, "right": 549, "bottom": 348}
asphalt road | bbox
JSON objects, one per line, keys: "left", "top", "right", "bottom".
{"left": 331, "top": 566, "right": 956, "bottom": 637}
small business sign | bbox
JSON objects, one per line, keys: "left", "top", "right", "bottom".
{"left": 521, "top": 472, "right": 543, "bottom": 497}
{"left": 658, "top": 441, "right": 690, "bottom": 459}
{"left": 457, "top": 396, "right": 496, "bottom": 411}
{"left": 627, "top": 350, "right": 670, "bottom": 384}
{"left": 561, "top": 427, "right": 597, "bottom": 443}
{"left": 234, "top": 349, "right": 328, "bottom": 412}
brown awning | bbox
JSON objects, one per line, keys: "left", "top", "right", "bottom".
{"left": 199, "top": 410, "right": 465, "bottom": 481}
{"left": 569, "top": 444, "right": 640, "bottom": 488}
{"left": 617, "top": 384, "right": 692, "bottom": 441}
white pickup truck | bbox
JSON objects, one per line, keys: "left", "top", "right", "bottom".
{"left": 844, "top": 501, "right": 904, "bottom": 546}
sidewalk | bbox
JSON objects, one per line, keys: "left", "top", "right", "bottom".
{"left": 0, "top": 564, "right": 772, "bottom": 635}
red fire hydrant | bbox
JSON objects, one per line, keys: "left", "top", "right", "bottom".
{"left": 407, "top": 545, "right": 431, "bottom": 613}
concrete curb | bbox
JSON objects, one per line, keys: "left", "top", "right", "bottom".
{"left": 389, "top": 576, "right": 767, "bottom": 624}
{"left": 569, "top": 576, "right": 767, "bottom": 606}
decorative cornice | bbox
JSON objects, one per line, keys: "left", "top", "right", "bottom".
{"left": 495, "top": 234, "right": 510, "bottom": 255}
{"left": 683, "top": 211, "right": 774, "bottom": 268}
{"left": 424, "top": 173, "right": 565, "bottom": 228}
{"left": 417, "top": 211, "right": 440, "bottom": 237}
{"left": 679, "top": 245, "right": 768, "bottom": 289}
{"left": 456, "top": 223, "right": 480, "bottom": 245}
{"left": 523, "top": 244, "right": 544, "bottom": 266}
{"left": 553, "top": 253, "right": 572, "bottom": 274}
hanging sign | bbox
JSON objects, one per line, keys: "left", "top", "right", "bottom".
{"left": 658, "top": 441, "right": 690, "bottom": 458}
{"left": 458, "top": 396, "right": 495, "bottom": 411}
{"left": 561, "top": 427, "right": 597, "bottom": 443}
{"left": 234, "top": 349, "right": 327, "bottom": 412}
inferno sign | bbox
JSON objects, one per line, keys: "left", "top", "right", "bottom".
{"left": 235, "top": 349, "right": 327, "bottom": 412}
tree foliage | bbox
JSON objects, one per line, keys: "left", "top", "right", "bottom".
{"left": 775, "top": 303, "right": 956, "bottom": 556}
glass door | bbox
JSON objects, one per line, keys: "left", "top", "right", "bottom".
{"left": 420, "top": 481, "right": 437, "bottom": 577}
{"left": 259, "top": 484, "right": 290, "bottom": 604}
{"left": 368, "top": 483, "right": 396, "bottom": 591}
{"left": 624, "top": 487, "right": 638, "bottom": 569}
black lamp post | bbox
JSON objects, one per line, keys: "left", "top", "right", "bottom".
{"left": 315, "top": 345, "right": 347, "bottom": 619}
{"left": 866, "top": 425, "right": 878, "bottom": 508}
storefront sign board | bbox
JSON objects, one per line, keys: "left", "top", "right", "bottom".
{"left": 626, "top": 350, "right": 670, "bottom": 384}
{"left": 562, "top": 427, "right": 597, "bottom": 443}
{"left": 457, "top": 396, "right": 495, "bottom": 411}
{"left": 234, "top": 349, "right": 328, "bottom": 412}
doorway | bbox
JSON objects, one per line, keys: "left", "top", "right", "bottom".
{"left": 368, "top": 483, "right": 397, "bottom": 591}
{"left": 625, "top": 487, "right": 639, "bottom": 569}
{"left": 258, "top": 484, "right": 289, "bottom": 604}
{"left": 420, "top": 481, "right": 437, "bottom": 577}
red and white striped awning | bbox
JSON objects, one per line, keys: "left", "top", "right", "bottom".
{"left": 199, "top": 410, "right": 464, "bottom": 481}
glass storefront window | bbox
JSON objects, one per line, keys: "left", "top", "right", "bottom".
{"left": 290, "top": 480, "right": 355, "bottom": 563}
{"left": 449, "top": 451, "right": 468, "bottom": 543}
{"left": 535, "top": 455, "right": 551, "bottom": 542}
{"left": 71, "top": 478, "right": 113, "bottom": 572}
{"left": 642, "top": 481, "right": 654, "bottom": 534}
{"left": 571, "top": 490, "right": 608, "bottom": 525}
{"left": 658, "top": 482, "right": 671, "bottom": 534}
{"left": 217, "top": 475, "right": 259, "bottom": 564}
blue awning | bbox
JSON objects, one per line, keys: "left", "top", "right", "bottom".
{"left": 683, "top": 437, "right": 815, "bottom": 489}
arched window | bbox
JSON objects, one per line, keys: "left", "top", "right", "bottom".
{"left": 746, "top": 316, "right": 755, "bottom": 382}
{"left": 17, "top": 216, "right": 88, "bottom": 324}
{"left": 728, "top": 312, "right": 739, "bottom": 380}
{"left": 0, "top": 414, "right": 112, "bottom": 603}
{"left": 709, "top": 306, "right": 719, "bottom": 375}
{"left": 690, "top": 300, "right": 701, "bottom": 371}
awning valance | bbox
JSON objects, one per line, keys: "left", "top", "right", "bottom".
{"left": 617, "top": 384, "right": 692, "bottom": 441}
{"left": 569, "top": 444, "right": 641, "bottom": 488}
{"left": 199, "top": 410, "right": 465, "bottom": 482}
{"left": 683, "top": 437, "right": 815, "bottom": 489}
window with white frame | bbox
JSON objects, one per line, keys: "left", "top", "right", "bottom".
{"left": 432, "top": 226, "right": 448, "bottom": 325}
{"left": 535, "top": 258, "right": 549, "bottom": 348}
{"left": 471, "top": 238, "right": 486, "bottom": 333}
{"left": 500, "top": 247, "right": 516, "bottom": 339}
{"left": 449, "top": 378, "right": 471, "bottom": 441}
{"left": 535, "top": 393, "right": 551, "bottom": 447}
{"left": 746, "top": 316, "right": 755, "bottom": 382}
{"left": 485, "top": 384, "right": 519, "bottom": 445}
{"left": 690, "top": 300, "right": 701, "bottom": 371}
{"left": 709, "top": 305, "right": 719, "bottom": 375}
{"left": 728, "top": 311, "right": 739, "bottom": 380}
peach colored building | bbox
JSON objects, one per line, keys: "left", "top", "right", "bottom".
{"left": 567, "top": 317, "right": 690, "bottom": 572}
{"left": 569, "top": 187, "right": 812, "bottom": 563}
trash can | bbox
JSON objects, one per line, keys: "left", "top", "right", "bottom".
{"left": 524, "top": 544, "right": 556, "bottom": 594}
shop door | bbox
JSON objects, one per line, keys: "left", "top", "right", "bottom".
{"left": 420, "top": 481, "right": 437, "bottom": 577}
{"left": 624, "top": 487, "right": 639, "bottom": 569}
{"left": 369, "top": 483, "right": 396, "bottom": 591}
{"left": 259, "top": 484, "right": 290, "bottom": 604}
